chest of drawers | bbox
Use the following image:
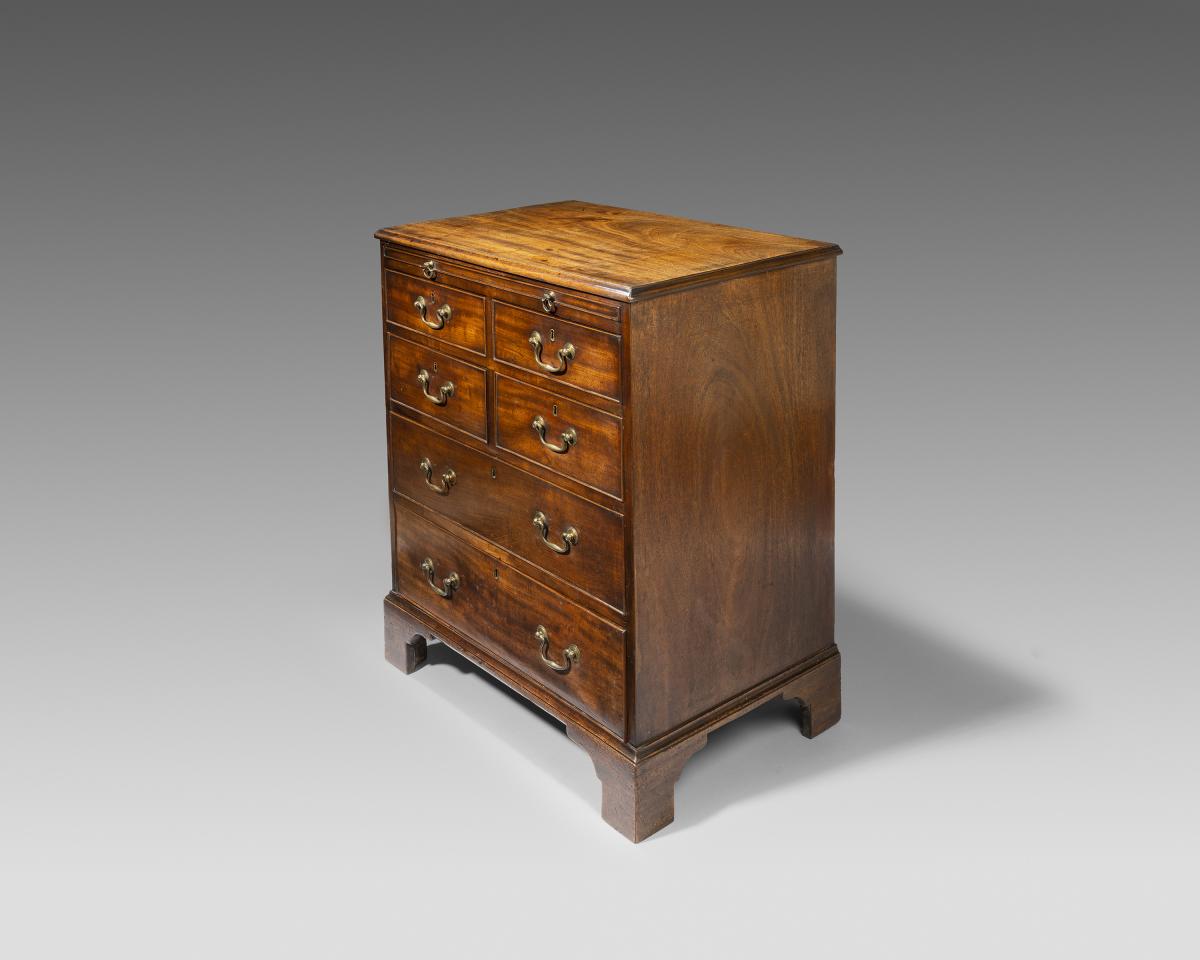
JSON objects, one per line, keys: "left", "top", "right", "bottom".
{"left": 378, "top": 201, "right": 842, "bottom": 841}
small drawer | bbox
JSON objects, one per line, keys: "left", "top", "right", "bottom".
{"left": 384, "top": 268, "right": 486, "bottom": 355}
{"left": 493, "top": 301, "right": 621, "bottom": 401}
{"left": 388, "top": 414, "right": 626, "bottom": 610}
{"left": 392, "top": 504, "right": 625, "bottom": 734}
{"left": 495, "top": 376, "right": 622, "bottom": 499}
{"left": 387, "top": 334, "right": 487, "bottom": 441}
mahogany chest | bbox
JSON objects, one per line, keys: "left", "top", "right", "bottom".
{"left": 378, "top": 201, "right": 842, "bottom": 841}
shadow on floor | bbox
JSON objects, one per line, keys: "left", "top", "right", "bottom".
{"left": 409, "top": 591, "right": 1055, "bottom": 834}
{"left": 675, "top": 591, "right": 1055, "bottom": 829}
{"left": 422, "top": 640, "right": 567, "bottom": 733}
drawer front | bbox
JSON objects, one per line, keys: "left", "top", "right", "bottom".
{"left": 388, "top": 414, "right": 625, "bottom": 611}
{"left": 387, "top": 334, "right": 487, "bottom": 441}
{"left": 493, "top": 301, "right": 621, "bottom": 401}
{"left": 393, "top": 504, "right": 625, "bottom": 734}
{"left": 384, "top": 268, "right": 486, "bottom": 355}
{"left": 495, "top": 376, "right": 622, "bottom": 498}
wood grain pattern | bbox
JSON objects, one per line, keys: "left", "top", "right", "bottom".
{"left": 626, "top": 258, "right": 837, "bottom": 743}
{"left": 388, "top": 413, "right": 626, "bottom": 611}
{"left": 376, "top": 201, "right": 840, "bottom": 300}
{"left": 384, "top": 602, "right": 428, "bottom": 674}
{"left": 385, "top": 269, "right": 487, "bottom": 354}
{"left": 384, "top": 246, "right": 620, "bottom": 329}
{"left": 566, "top": 723, "right": 707, "bottom": 843}
{"left": 387, "top": 333, "right": 487, "bottom": 442}
{"left": 493, "top": 301, "right": 621, "bottom": 401}
{"left": 379, "top": 200, "right": 842, "bottom": 841}
{"left": 494, "top": 375, "right": 623, "bottom": 499}
{"left": 780, "top": 652, "right": 842, "bottom": 739}
{"left": 392, "top": 502, "right": 626, "bottom": 734}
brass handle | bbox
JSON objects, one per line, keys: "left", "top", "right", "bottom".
{"left": 528, "top": 331, "right": 576, "bottom": 374}
{"left": 420, "top": 558, "right": 460, "bottom": 598}
{"left": 419, "top": 457, "right": 455, "bottom": 495}
{"left": 541, "top": 290, "right": 557, "bottom": 314}
{"left": 531, "top": 415, "right": 576, "bottom": 454}
{"left": 422, "top": 260, "right": 437, "bottom": 279}
{"left": 532, "top": 511, "right": 578, "bottom": 555}
{"left": 535, "top": 625, "right": 579, "bottom": 673}
{"left": 416, "top": 369, "right": 455, "bottom": 406}
{"left": 413, "top": 295, "right": 451, "bottom": 330}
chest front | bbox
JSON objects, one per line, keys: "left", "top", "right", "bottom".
{"left": 378, "top": 201, "right": 842, "bottom": 841}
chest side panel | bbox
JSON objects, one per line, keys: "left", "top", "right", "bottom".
{"left": 627, "top": 258, "right": 837, "bottom": 745}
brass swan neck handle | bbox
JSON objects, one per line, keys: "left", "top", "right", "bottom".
{"left": 420, "top": 558, "right": 459, "bottom": 598}
{"left": 532, "top": 511, "right": 578, "bottom": 554}
{"left": 417, "top": 369, "right": 455, "bottom": 406}
{"left": 535, "top": 625, "right": 579, "bottom": 673}
{"left": 413, "top": 295, "right": 452, "bottom": 330}
{"left": 531, "top": 415, "right": 576, "bottom": 453}
{"left": 528, "top": 331, "right": 576, "bottom": 374}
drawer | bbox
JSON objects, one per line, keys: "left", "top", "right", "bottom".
{"left": 493, "top": 301, "right": 621, "bottom": 401}
{"left": 495, "top": 376, "right": 622, "bottom": 499}
{"left": 387, "top": 334, "right": 487, "bottom": 441}
{"left": 384, "top": 268, "right": 486, "bottom": 355}
{"left": 392, "top": 504, "right": 625, "bottom": 734}
{"left": 388, "top": 413, "right": 625, "bottom": 611}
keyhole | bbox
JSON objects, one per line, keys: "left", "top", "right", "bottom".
{"left": 431, "top": 361, "right": 438, "bottom": 374}
{"left": 552, "top": 403, "right": 558, "bottom": 416}
{"left": 490, "top": 467, "right": 497, "bottom": 479}
{"left": 548, "top": 328, "right": 556, "bottom": 342}
{"left": 493, "top": 568, "right": 500, "bottom": 579}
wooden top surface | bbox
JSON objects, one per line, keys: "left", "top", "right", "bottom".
{"left": 375, "top": 201, "right": 840, "bottom": 300}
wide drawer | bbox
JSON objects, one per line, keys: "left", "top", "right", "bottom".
{"left": 388, "top": 413, "right": 625, "bottom": 611}
{"left": 387, "top": 333, "right": 487, "bottom": 441}
{"left": 392, "top": 503, "right": 625, "bottom": 734}
{"left": 493, "top": 300, "right": 621, "bottom": 401}
{"left": 384, "top": 268, "right": 486, "bottom": 355}
{"left": 495, "top": 376, "right": 623, "bottom": 499}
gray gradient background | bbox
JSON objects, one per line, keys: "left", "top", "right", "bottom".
{"left": 2, "top": 3, "right": 1197, "bottom": 957}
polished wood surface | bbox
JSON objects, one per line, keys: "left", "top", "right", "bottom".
{"left": 494, "top": 376, "right": 623, "bottom": 499}
{"left": 376, "top": 200, "right": 841, "bottom": 300}
{"left": 380, "top": 201, "right": 841, "bottom": 841}
{"left": 385, "top": 268, "right": 487, "bottom": 355}
{"left": 566, "top": 723, "right": 707, "bottom": 843}
{"left": 386, "top": 334, "right": 488, "bottom": 441}
{"left": 384, "top": 245, "right": 621, "bottom": 329}
{"left": 391, "top": 502, "right": 626, "bottom": 734}
{"left": 387, "top": 413, "right": 626, "bottom": 611}
{"left": 493, "top": 301, "right": 622, "bottom": 401}
{"left": 626, "top": 258, "right": 837, "bottom": 742}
